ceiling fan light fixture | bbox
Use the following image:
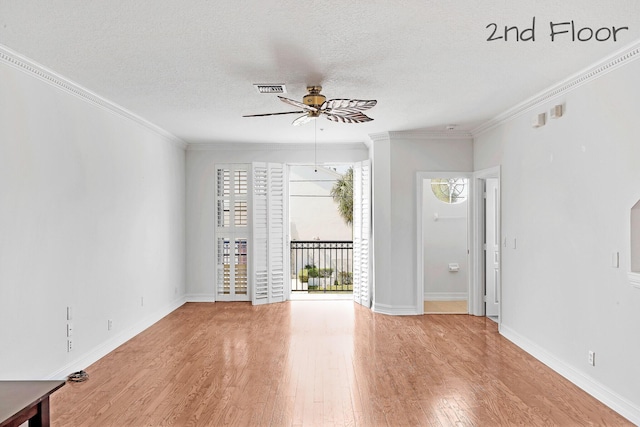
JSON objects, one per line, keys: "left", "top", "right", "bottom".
{"left": 244, "top": 85, "right": 376, "bottom": 125}
{"left": 302, "top": 85, "right": 326, "bottom": 108}
{"left": 253, "top": 83, "right": 287, "bottom": 94}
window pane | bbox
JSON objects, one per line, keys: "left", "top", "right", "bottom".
{"left": 217, "top": 238, "right": 231, "bottom": 294}
{"left": 235, "top": 169, "right": 247, "bottom": 195}
{"left": 431, "top": 178, "right": 468, "bottom": 204}
{"left": 235, "top": 201, "right": 247, "bottom": 227}
{"left": 235, "top": 239, "right": 248, "bottom": 295}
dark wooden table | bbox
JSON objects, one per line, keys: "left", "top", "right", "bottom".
{"left": 0, "top": 381, "right": 65, "bottom": 427}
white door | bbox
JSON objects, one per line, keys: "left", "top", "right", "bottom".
{"left": 353, "top": 160, "right": 371, "bottom": 307}
{"left": 251, "top": 162, "right": 288, "bottom": 305}
{"left": 485, "top": 178, "right": 500, "bottom": 317}
{"left": 214, "top": 165, "right": 250, "bottom": 301}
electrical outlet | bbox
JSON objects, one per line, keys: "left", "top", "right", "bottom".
{"left": 588, "top": 350, "right": 595, "bottom": 366}
{"left": 66, "top": 306, "right": 73, "bottom": 320}
{"left": 108, "top": 319, "right": 113, "bottom": 331}
{"left": 67, "top": 339, "right": 73, "bottom": 352}
{"left": 67, "top": 323, "right": 73, "bottom": 337}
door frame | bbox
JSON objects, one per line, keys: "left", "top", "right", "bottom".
{"left": 470, "top": 166, "right": 501, "bottom": 320}
{"left": 416, "top": 171, "right": 473, "bottom": 315}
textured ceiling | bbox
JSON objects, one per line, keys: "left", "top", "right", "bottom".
{"left": 1, "top": 1, "right": 639, "bottom": 144}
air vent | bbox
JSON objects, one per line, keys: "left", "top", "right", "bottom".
{"left": 253, "top": 84, "right": 287, "bottom": 94}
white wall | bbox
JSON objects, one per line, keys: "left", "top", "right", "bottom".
{"left": 185, "top": 144, "right": 368, "bottom": 299}
{"left": 423, "top": 180, "right": 468, "bottom": 299}
{"left": 371, "top": 134, "right": 473, "bottom": 314}
{"left": 0, "top": 58, "right": 186, "bottom": 379}
{"left": 474, "top": 55, "right": 640, "bottom": 421}
{"left": 289, "top": 165, "right": 353, "bottom": 241}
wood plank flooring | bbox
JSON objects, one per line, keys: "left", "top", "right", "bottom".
{"left": 51, "top": 301, "right": 631, "bottom": 426}
{"left": 423, "top": 300, "right": 468, "bottom": 314}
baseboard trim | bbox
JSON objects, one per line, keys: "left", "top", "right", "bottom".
{"left": 372, "top": 303, "right": 420, "bottom": 316}
{"left": 424, "top": 292, "right": 468, "bottom": 301}
{"left": 185, "top": 294, "right": 216, "bottom": 302}
{"left": 500, "top": 324, "right": 640, "bottom": 425}
{"left": 47, "top": 297, "right": 186, "bottom": 380}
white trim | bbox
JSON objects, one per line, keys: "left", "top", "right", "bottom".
{"left": 46, "top": 297, "right": 186, "bottom": 380}
{"left": 185, "top": 294, "right": 216, "bottom": 302}
{"left": 369, "top": 130, "right": 473, "bottom": 141}
{"left": 0, "top": 44, "right": 187, "bottom": 150}
{"left": 424, "top": 292, "right": 468, "bottom": 301}
{"left": 372, "top": 303, "right": 420, "bottom": 316}
{"left": 187, "top": 141, "right": 367, "bottom": 151}
{"left": 417, "top": 171, "right": 473, "bottom": 316}
{"left": 472, "top": 39, "right": 640, "bottom": 136}
{"left": 628, "top": 272, "right": 640, "bottom": 290}
{"left": 501, "top": 324, "right": 640, "bottom": 425}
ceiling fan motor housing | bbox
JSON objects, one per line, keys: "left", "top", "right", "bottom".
{"left": 303, "top": 85, "right": 326, "bottom": 108}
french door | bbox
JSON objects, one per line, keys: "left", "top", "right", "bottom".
{"left": 215, "top": 162, "right": 288, "bottom": 304}
{"left": 251, "top": 163, "right": 287, "bottom": 305}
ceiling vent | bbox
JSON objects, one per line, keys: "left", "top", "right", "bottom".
{"left": 253, "top": 84, "right": 287, "bottom": 94}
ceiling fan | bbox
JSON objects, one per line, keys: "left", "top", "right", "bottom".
{"left": 243, "top": 85, "right": 377, "bottom": 126}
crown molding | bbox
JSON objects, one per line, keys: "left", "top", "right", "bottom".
{"left": 0, "top": 44, "right": 187, "bottom": 150}
{"left": 369, "top": 130, "right": 473, "bottom": 142}
{"left": 186, "top": 141, "right": 368, "bottom": 151}
{"left": 472, "top": 39, "right": 640, "bottom": 136}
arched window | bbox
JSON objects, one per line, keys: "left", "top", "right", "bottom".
{"left": 430, "top": 178, "right": 468, "bottom": 204}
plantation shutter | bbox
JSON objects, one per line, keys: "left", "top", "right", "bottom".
{"left": 214, "top": 165, "right": 250, "bottom": 301}
{"left": 353, "top": 160, "right": 371, "bottom": 307}
{"left": 251, "top": 162, "right": 287, "bottom": 305}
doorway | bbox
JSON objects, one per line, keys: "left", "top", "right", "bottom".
{"left": 416, "top": 168, "right": 501, "bottom": 319}
{"left": 421, "top": 175, "right": 471, "bottom": 314}
{"left": 288, "top": 164, "right": 354, "bottom": 300}
{"left": 470, "top": 166, "right": 501, "bottom": 323}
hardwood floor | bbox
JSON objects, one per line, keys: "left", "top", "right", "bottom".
{"left": 51, "top": 301, "right": 631, "bottom": 426}
{"left": 423, "top": 300, "right": 468, "bottom": 314}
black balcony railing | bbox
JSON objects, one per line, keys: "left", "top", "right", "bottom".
{"left": 290, "top": 241, "right": 353, "bottom": 292}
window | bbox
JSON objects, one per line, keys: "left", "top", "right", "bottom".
{"left": 215, "top": 164, "right": 250, "bottom": 301}
{"left": 431, "top": 178, "right": 468, "bottom": 204}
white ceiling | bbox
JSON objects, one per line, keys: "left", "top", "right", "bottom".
{"left": 1, "top": 1, "right": 639, "bottom": 145}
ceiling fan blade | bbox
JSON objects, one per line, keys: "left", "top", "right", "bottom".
{"left": 323, "top": 111, "right": 374, "bottom": 124}
{"left": 292, "top": 114, "right": 315, "bottom": 126}
{"left": 243, "top": 111, "right": 305, "bottom": 117}
{"left": 278, "top": 96, "right": 318, "bottom": 112}
{"left": 323, "top": 99, "right": 377, "bottom": 112}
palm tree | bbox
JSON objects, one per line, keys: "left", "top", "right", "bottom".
{"left": 330, "top": 167, "right": 353, "bottom": 226}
